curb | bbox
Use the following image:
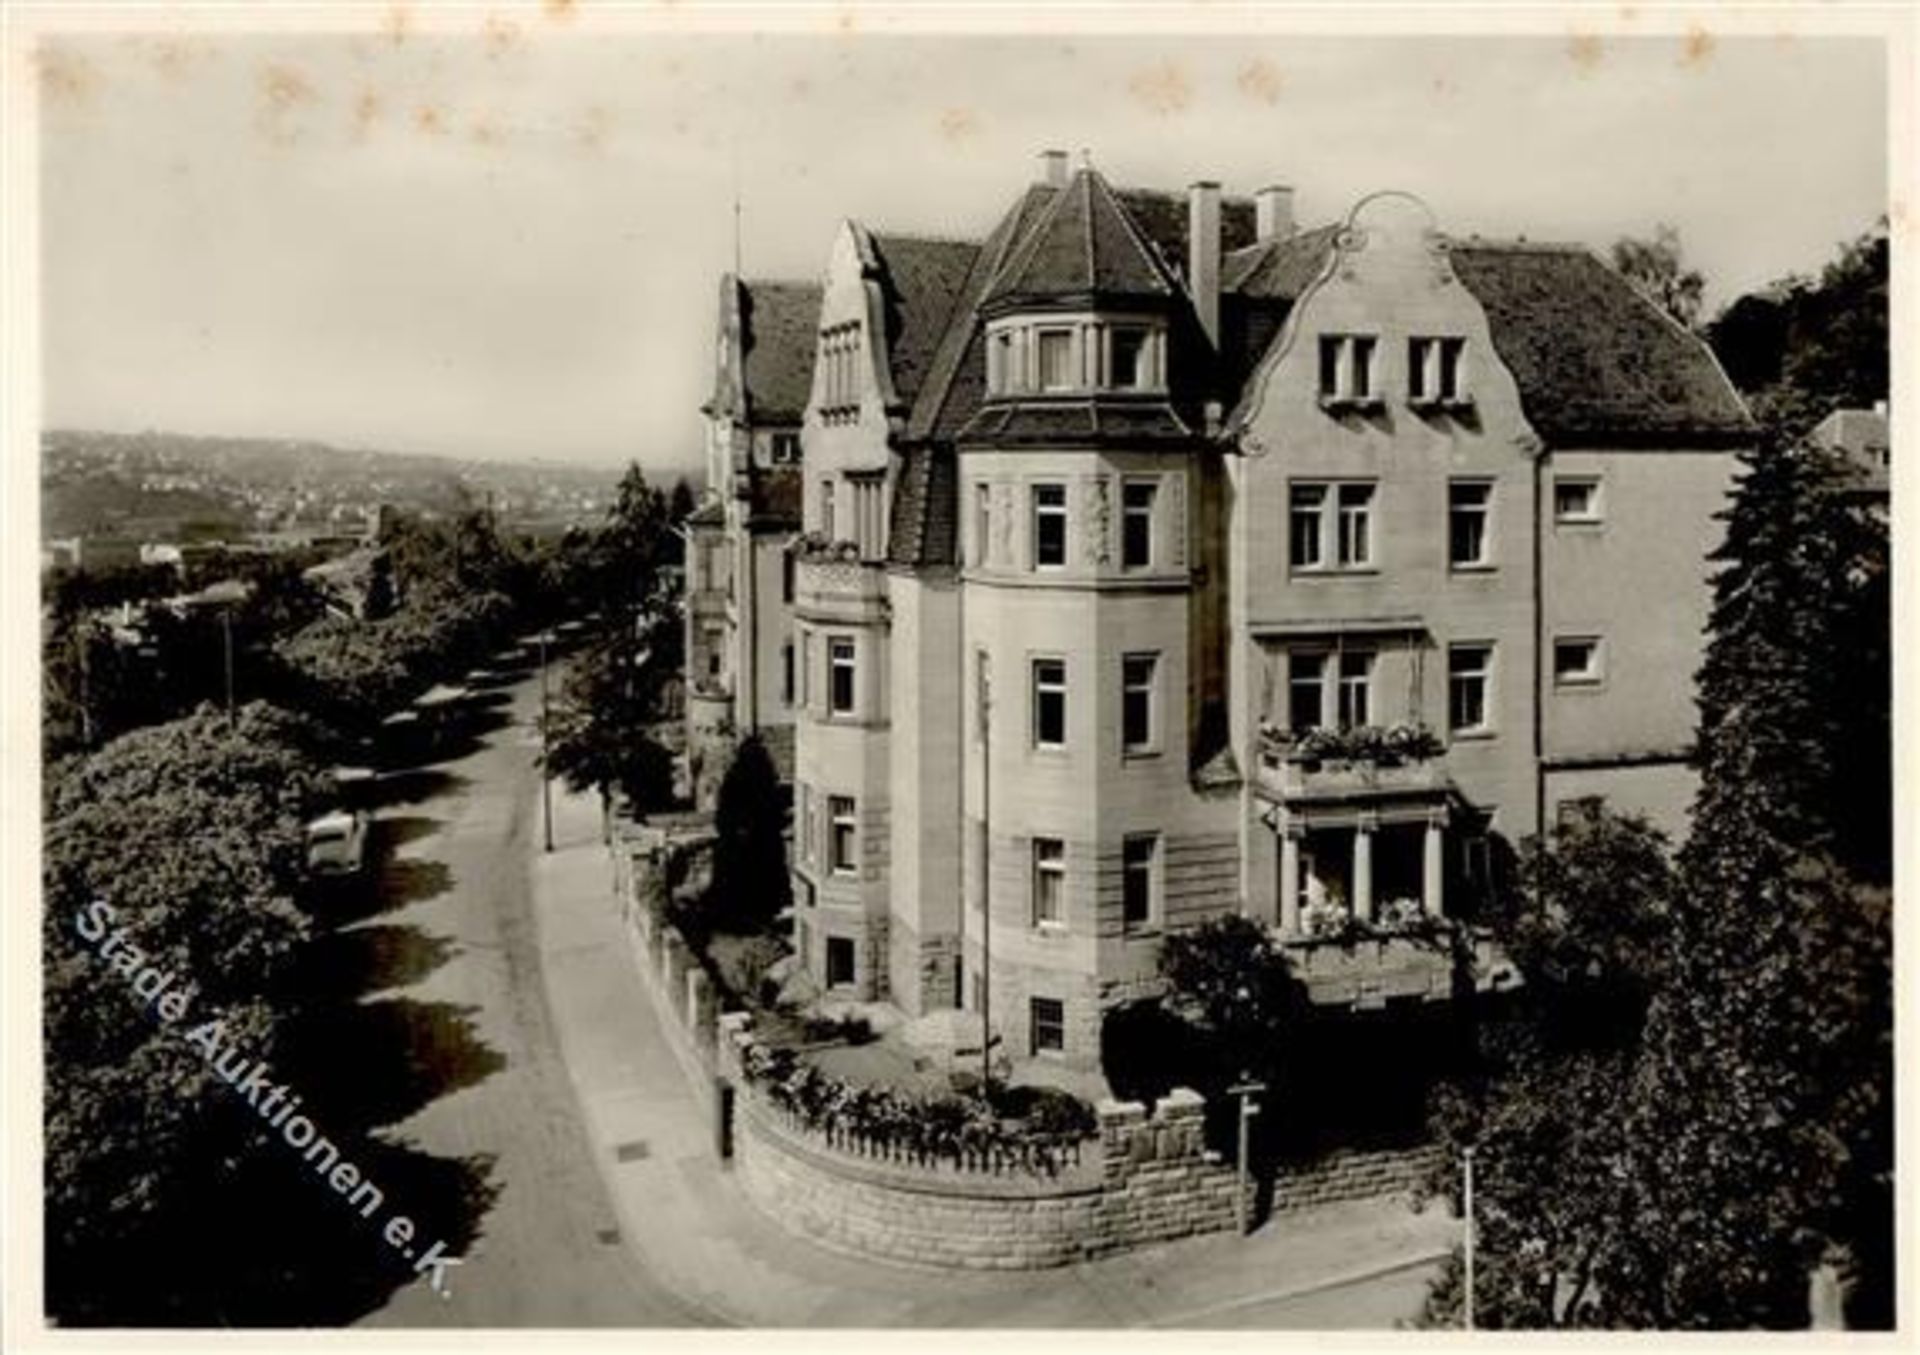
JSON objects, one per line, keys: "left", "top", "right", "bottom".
{"left": 1143, "top": 1244, "right": 1453, "bottom": 1327}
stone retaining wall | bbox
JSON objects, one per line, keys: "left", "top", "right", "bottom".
{"left": 612, "top": 820, "right": 1426, "bottom": 1271}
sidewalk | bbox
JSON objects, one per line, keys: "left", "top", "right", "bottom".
{"left": 530, "top": 785, "right": 1456, "bottom": 1328}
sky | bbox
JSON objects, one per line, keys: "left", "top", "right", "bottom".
{"left": 35, "top": 17, "right": 1890, "bottom": 474}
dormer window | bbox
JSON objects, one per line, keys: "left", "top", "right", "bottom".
{"left": 985, "top": 316, "right": 1165, "bottom": 396}
{"left": 1037, "top": 329, "right": 1076, "bottom": 391}
{"left": 1110, "top": 327, "right": 1149, "bottom": 390}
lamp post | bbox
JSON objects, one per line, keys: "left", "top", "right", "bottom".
{"left": 539, "top": 628, "right": 554, "bottom": 854}
{"left": 1229, "top": 1077, "right": 1266, "bottom": 1236}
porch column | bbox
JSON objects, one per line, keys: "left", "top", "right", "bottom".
{"left": 1423, "top": 815, "right": 1445, "bottom": 918}
{"left": 1352, "top": 817, "right": 1375, "bottom": 923}
{"left": 1279, "top": 828, "right": 1302, "bottom": 936}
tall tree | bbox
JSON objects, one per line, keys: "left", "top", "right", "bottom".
{"left": 702, "top": 735, "right": 791, "bottom": 934}
{"left": 1611, "top": 224, "right": 1705, "bottom": 329}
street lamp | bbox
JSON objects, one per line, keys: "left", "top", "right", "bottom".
{"left": 1229, "top": 1076, "right": 1266, "bottom": 1236}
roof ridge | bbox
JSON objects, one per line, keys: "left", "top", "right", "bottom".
{"left": 1445, "top": 236, "right": 1591, "bottom": 254}
{"left": 1086, "top": 168, "right": 1184, "bottom": 297}
{"left": 869, "top": 229, "right": 982, "bottom": 249}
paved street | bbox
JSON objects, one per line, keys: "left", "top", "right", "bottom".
{"left": 342, "top": 670, "right": 706, "bottom": 1327}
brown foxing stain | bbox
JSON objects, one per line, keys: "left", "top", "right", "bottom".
{"left": 1128, "top": 60, "right": 1192, "bottom": 116}
{"left": 142, "top": 37, "right": 209, "bottom": 84}
{"left": 790, "top": 76, "right": 812, "bottom": 100}
{"left": 415, "top": 103, "right": 447, "bottom": 137}
{"left": 544, "top": 0, "right": 578, "bottom": 23}
{"left": 34, "top": 47, "right": 97, "bottom": 108}
{"left": 835, "top": 9, "right": 857, "bottom": 33}
{"left": 1567, "top": 34, "right": 1603, "bottom": 74}
{"left": 1680, "top": 25, "right": 1714, "bottom": 68}
{"left": 1619, "top": 3, "right": 1639, "bottom": 20}
{"left": 939, "top": 107, "right": 980, "bottom": 141}
{"left": 383, "top": 2, "right": 413, "bottom": 47}
{"left": 352, "top": 90, "right": 383, "bottom": 142}
{"left": 1237, "top": 59, "right": 1282, "bottom": 106}
{"left": 257, "top": 63, "right": 318, "bottom": 145}
{"left": 483, "top": 14, "right": 522, "bottom": 58}
{"left": 468, "top": 114, "right": 503, "bottom": 149}
{"left": 1430, "top": 74, "right": 1455, "bottom": 98}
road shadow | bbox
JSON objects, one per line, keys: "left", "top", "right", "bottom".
{"left": 289, "top": 924, "right": 458, "bottom": 1005}
{"left": 371, "top": 768, "right": 465, "bottom": 809}
{"left": 282, "top": 997, "right": 506, "bottom": 1133}
{"left": 377, "top": 815, "right": 443, "bottom": 852}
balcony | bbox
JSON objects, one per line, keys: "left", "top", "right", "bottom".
{"left": 1278, "top": 922, "right": 1518, "bottom": 1009}
{"left": 792, "top": 535, "right": 888, "bottom": 624}
{"left": 1254, "top": 722, "right": 1447, "bottom": 805}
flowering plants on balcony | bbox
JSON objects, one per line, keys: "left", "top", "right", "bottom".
{"left": 1259, "top": 721, "right": 1442, "bottom": 767}
{"left": 790, "top": 532, "right": 864, "bottom": 562}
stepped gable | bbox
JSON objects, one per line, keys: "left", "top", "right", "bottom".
{"left": 739, "top": 280, "right": 822, "bottom": 423}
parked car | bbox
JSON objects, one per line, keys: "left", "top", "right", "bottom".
{"left": 306, "top": 809, "right": 370, "bottom": 877}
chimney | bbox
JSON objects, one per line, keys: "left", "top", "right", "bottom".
{"left": 1188, "top": 180, "right": 1221, "bottom": 348}
{"left": 1255, "top": 184, "right": 1295, "bottom": 242}
{"left": 1038, "top": 149, "right": 1069, "bottom": 188}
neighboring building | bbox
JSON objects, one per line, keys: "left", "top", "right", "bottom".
{"left": 770, "top": 151, "right": 1751, "bottom": 1072}
{"left": 1810, "top": 402, "right": 1890, "bottom": 513}
{"left": 685, "top": 275, "right": 821, "bottom": 810}
{"left": 303, "top": 545, "right": 393, "bottom": 620}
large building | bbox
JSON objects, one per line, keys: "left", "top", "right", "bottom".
{"left": 734, "top": 151, "right": 1751, "bottom": 1072}
{"left": 685, "top": 275, "right": 820, "bottom": 809}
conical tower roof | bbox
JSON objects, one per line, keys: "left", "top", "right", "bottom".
{"left": 982, "top": 165, "right": 1183, "bottom": 308}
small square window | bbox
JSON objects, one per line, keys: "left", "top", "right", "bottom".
{"left": 829, "top": 795, "right": 858, "bottom": 874}
{"left": 769, "top": 432, "right": 801, "bottom": 465}
{"left": 1030, "top": 996, "right": 1066, "bottom": 1055}
{"left": 1553, "top": 637, "right": 1603, "bottom": 687}
{"left": 1554, "top": 478, "right": 1603, "bottom": 523}
{"left": 826, "top": 936, "right": 856, "bottom": 987}
{"left": 829, "top": 637, "right": 856, "bottom": 715}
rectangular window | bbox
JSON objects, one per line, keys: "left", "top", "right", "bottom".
{"left": 1032, "top": 658, "right": 1066, "bottom": 748}
{"left": 704, "top": 625, "right": 725, "bottom": 679}
{"left": 973, "top": 481, "right": 992, "bottom": 567}
{"left": 1449, "top": 481, "right": 1493, "bottom": 568}
{"left": 826, "top": 936, "right": 855, "bottom": 987}
{"left": 829, "top": 796, "right": 858, "bottom": 874}
{"left": 770, "top": 432, "right": 801, "bottom": 465}
{"left": 1449, "top": 644, "right": 1494, "bottom": 735}
{"left": 992, "top": 331, "right": 1016, "bottom": 394}
{"left": 1121, "top": 480, "right": 1156, "bottom": 569}
{"left": 1122, "top": 833, "right": 1158, "bottom": 928}
{"left": 782, "top": 642, "right": 795, "bottom": 706}
{"left": 1032, "top": 839, "right": 1065, "bottom": 928}
{"left": 819, "top": 480, "right": 836, "bottom": 539}
{"left": 1289, "top": 484, "right": 1326, "bottom": 568}
{"left": 1110, "top": 327, "right": 1149, "bottom": 389}
{"left": 800, "top": 630, "right": 812, "bottom": 706}
{"left": 1410, "top": 337, "right": 1468, "bottom": 404}
{"left": 1318, "top": 335, "right": 1343, "bottom": 399}
{"left": 798, "top": 786, "right": 814, "bottom": 865}
{"left": 1553, "top": 637, "right": 1604, "bottom": 687}
{"left": 1122, "top": 653, "right": 1156, "bottom": 752}
{"left": 1337, "top": 651, "right": 1373, "bottom": 729}
{"left": 829, "top": 637, "right": 856, "bottom": 715}
{"left": 1289, "top": 652, "right": 1328, "bottom": 731}
{"left": 782, "top": 550, "right": 795, "bottom": 603}
{"left": 1037, "top": 329, "right": 1075, "bottom": 391}
{"left": 1030, "top": 996, "right": 1065, "bottom": 1054}
{"left": 1349, "top": 336, "right": 1377, "bottom": 401}
{"left": 1554, "top": 477, "right": 1603, "bottom": 523}
{"left": 1336, "top": 483, "right": 1375, "bottom": 566}
{"left": 1032, "top": 483, "right": 1067, "bottom": 568}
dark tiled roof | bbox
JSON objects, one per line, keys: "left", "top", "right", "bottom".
{"left": 906, "top": 184, "right": 1060, "bottom": 443}
{"left": 983, "top": 169, "right": 1183, "bottom": 307}
{"left": 886, "top": 445, "right": 958, "bottom": 567}
{"left": 957, "top": 400, "right": 1194, "bottom": 445}
{"left": 684, "top": 498, "right": 726, "bottom": 528}
{"left": 740, "top": 281, "right": 822, "bottom": 423}
{"left": 868, "top": 234, "right": 980, "bottom": 408}
{"left": 1115, "top": 187, "right": 1257, "bottom": 283}
{"left": 746, "top": 466, "right": 802, "bottom": 526}
{"left": 1446, "top": 243, "right": 1753, "bottom": 444}
{"left": 1811, "top": 407, "right": 1890, "bottom": 494}
{"left": 1223, "top": 224, "right": 1340, "bottom": 298}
